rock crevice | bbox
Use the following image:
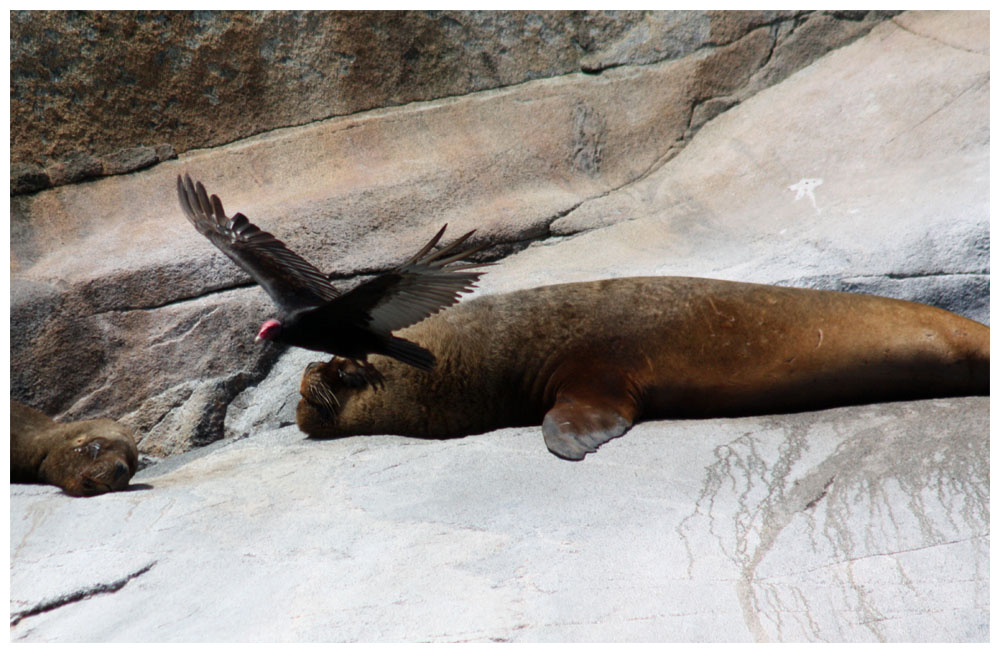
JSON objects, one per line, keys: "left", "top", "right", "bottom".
{"left": 11, "top": 562, "right": 156, "bottom": 628}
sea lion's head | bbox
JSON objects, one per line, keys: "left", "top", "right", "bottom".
{"left": 296, "top": 358, "right": 374, "bottom": 436}
{"left": 39, "top": 421, "right": 139, "bottom": 497}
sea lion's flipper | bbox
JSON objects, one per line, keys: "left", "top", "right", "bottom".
{"left": 542, "top": 395, "right": 634, "bottom": 461}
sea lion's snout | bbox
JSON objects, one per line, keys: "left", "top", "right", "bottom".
{"left": 299, "top": 360, "right": 355, "bottom": 419}
{"left": 61, "top": 434, "right": 138, "bottom": 495}
{"left": 297, "top": 358, "right": 379, "bottom": 436}
{"left": 113, "top": 460, "right": 130, "bottom": 481}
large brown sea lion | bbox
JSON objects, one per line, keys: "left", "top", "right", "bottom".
{"left": 11, "top": 401, "right": 139, "bottom": 495}
{"left": 296, "top": 277, "right": 989, "bottom": 460}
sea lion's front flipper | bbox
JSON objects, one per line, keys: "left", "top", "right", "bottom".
{"left": 542, "top": 394, "right": 635, "bottom": 461}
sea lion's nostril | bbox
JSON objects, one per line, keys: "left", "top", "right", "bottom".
{"left": 113, "top": 461, "right": 129, "bottom": 480}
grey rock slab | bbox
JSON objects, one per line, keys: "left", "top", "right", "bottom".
{"left": 10, "top": 398, "right": 987, "bottom": 641}
{"left": 483, "top": 11, "right": 989, "bottom": 323}
{"left": 893, "top": 9, "right": 988, "bottom": 54}
{"left": 224, "top": 347, "right": 320, "bottom": 438}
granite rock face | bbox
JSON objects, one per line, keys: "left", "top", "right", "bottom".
{"left": 11, "top": 10, "right": 893, "bottom": 192}
{"left": 9, "top": 11, "right": 989, "bottom": 641}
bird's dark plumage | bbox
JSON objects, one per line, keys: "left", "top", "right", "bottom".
{"left": 177, "top": 174, "right": 486, "bottom": 379}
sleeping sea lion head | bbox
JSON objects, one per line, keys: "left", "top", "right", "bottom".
{"left": 39, "top": 420, "right": 139, "bottom": 497}
{"left": 297, "top": 358, "right": 373, "bottom": 425}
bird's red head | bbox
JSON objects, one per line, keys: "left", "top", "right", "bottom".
{"left": 255, "top": 319, "right": 282, "bottom": 343}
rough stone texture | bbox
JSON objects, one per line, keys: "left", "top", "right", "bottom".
{"left": 11, "top": 11, "right": 895, "bottom": 455}
{"left": 740, "top": 11, "right": 884, "bottom": 96}
{"left": 10, "top": 278, "right": 280, "bottom": 460}
{"left": 45, "top": 151, "right": 104, "bottom": 187}
{"left": 9, "top": 11, "right": 990, "bottom": 641}
{"left": 10, "top": 163, "right": 51, "bottom": 195}
{"left": 10, "top": 10, "right": 893, "bottom": 193}
{"left": 497, "top": 12, "right": 989, "bottom": 328}
{"left": 10, "top": 398, "right": 988, "bottom": 641}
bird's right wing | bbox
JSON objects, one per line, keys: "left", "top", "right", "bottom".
{"left": 177, "top": 174, "right": 340, "bottom": 313}
{"left": 325, "top": 225, "right": 488, "bottom": 334}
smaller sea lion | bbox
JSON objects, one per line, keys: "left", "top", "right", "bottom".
{"left": 11, "top": 401, "right": 138, "bottom": 496}
{"left": 296, "top": 277, "right": 989, "bottom": 460}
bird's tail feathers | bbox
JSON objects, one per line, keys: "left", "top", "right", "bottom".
{"left": 382, "top": 337, "right": 436, "bottom": 371}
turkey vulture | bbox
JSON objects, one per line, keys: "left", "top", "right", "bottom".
{"left": 177, "top": 174, "right": 485, "bottom": 385}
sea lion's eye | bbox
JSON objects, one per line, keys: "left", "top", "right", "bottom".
{"left": 78, "top": 440, "right": 103, "bottom": 459}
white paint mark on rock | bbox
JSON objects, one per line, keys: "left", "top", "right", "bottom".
{"left": 788, "top": 178, "right": 823, "bottom": 213}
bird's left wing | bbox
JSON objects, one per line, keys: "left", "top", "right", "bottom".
{"left": 177, "top": 174, "right": 340, "bottom": 313}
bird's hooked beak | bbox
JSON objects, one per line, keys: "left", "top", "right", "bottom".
{"left": 256, "top": 319, "right": 282, "bottom": 343}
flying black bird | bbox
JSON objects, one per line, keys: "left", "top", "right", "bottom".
{"left": 177, "top": 174, "right": 485, "bottom": 385}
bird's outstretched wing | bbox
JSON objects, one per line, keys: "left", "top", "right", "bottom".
{"left": 177, "top": 174, "right": 340, "bottom": 313}
{"left": 323, "top": 225, "right": 487, "bottom": 334}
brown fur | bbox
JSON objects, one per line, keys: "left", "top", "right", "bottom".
{"left": 11, "top": 401, "right": 139, "bottom": 496}
{"left": 297, "top": 277, "right": 989, "bottom": 459}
